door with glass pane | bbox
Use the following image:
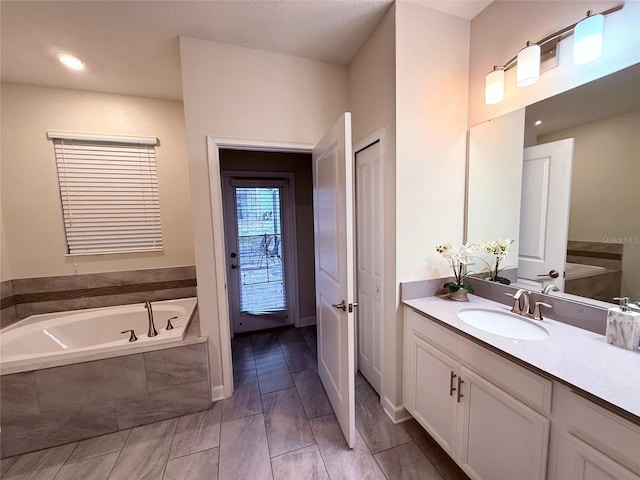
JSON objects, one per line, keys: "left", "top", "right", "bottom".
{"left": 222, "top": 175, "right": 295, "bottom": 334}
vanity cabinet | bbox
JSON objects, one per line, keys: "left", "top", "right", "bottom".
{"left": 552, "top": 387, "right": 640, "bottom": 480}
{"left": 404, "top": 307, "right": 550, "bottom": 480}
{"left": 404, "top": 305, "right": 640, "bottom": 480}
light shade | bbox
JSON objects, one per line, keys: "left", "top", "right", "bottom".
{"left": 485, "top": 67, "right": 505, "bottom": 104}
{"left": 573, "top": 13, "right": 604, "bottom": 65}
{"left": 517, "top": 43, "right": 541, "bottom": 87}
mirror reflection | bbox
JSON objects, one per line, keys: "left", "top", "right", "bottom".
{"left": 467, "top": 63, "right": 640, "bottom": 304}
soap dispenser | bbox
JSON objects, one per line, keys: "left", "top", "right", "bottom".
{"left": 606, "top": 297, "right": 640, "bottom": 351}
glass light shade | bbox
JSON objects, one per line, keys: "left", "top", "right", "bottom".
{"left": 485, "top": 68, "right": 505, "bottom": 105}
{"left": 517, "top": 43, "right": 541, "bottom": 87}
{"left": 573, "top": 14, "right": 604, "bottom": 65}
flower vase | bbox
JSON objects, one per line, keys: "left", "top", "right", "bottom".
{"left": 448, "top": 288, "right": 469, "bottom": 302}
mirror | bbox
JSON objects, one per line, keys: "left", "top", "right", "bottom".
{"left": 467, "top": 63, "right": 640, "bottom": 304}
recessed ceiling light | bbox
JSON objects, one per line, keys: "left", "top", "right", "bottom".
{"left": 56, "top": 53, "right": 86, "bottom": 71}
{"left": 534, "top": 120, "right": 543, "bottom": 126}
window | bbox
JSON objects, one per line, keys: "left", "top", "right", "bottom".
{"left": 48, "top": 131, "right": 162, "bottom": 255}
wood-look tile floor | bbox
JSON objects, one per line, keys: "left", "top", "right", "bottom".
{"left": 0, "top": 326, "right": 470, "bottom": 480}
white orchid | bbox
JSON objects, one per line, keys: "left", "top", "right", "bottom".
{"left": 480, "top": 239, "right": 514, "bottom": 284}
{"left": 436, "top": 242, "right": 482, "bottom": 293}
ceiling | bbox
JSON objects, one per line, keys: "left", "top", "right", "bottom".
{"left": 526, "top": 63, "right": 640, "bottom": 136}
{"left": 1, "top": 0, "right": 491, "bottom": 101}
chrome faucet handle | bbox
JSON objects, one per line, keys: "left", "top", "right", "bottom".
{"left": 532, "top": 302, "right": 552, "bottom": 321}
{"left": 542, "top": 284, "right": 560, "bottom": 295}
{"left": 121, "top": 329, "right": 138, "bottom": 342}
{"left": 166, "top": 316, "right": 177, "bottom": 330}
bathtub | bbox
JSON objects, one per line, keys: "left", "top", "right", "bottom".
{"left": 0, "top": 297, "right": 197, "bottom": 374}
{"left": 565, "top": 262, "right": 607, "bottom": 280}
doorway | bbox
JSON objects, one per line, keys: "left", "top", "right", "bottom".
{"left": 222, "top": 176, "right": 294, "bottom": 333}
{"left": 219, "top": 149, "right": 316, "bottom": 335}
{"left": 354, "top": 138, "right": 383, "bottom": 395}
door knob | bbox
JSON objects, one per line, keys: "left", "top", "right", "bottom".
{"left": 537, "top": 269, "right": 559, "bottom": 279}
{"left": 332, "top": 300, "right": 347, "bottom": 312}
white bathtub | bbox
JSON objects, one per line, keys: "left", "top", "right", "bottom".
{"left": 0, "top": 298, "right": 197, "bottom": 374}
{"left": 565, "top": 262, "right": 607, "bottom": 280}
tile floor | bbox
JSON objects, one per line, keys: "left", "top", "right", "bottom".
{"left": 0, "top": 326, "right": 470, "bottom": 480}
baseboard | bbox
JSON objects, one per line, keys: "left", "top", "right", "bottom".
{"left": 382, "top": 396, "right": 411, "bottom": 424}
{"left": 211, "top": 384, "right": 225, "bottom": 402}
{"left": 296, "top": 315, "right": 316, "bottom": 327}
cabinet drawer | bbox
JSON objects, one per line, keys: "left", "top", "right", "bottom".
{"left": 405, "top": 307, "right": 553, "bottom": 414}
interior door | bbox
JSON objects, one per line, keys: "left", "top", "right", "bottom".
{"left": 355, "top": 141, "right": 382, "bottom": 394}
{"left": 518, "top": 139, "right": 574, "bottom": 291}
{"left": 313, "top": 112, "right": 356, "bottom": 448}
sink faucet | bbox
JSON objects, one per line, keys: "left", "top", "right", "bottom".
{"left": 542, "top": 284, "right": 560, "bottom": 295}
{"left": 144, "top": 301, "right": 158, "bottom": 337}
{"left": 507, "top": 289, "right": 530, "bottom": 316}
{"left": 506, "top": 289, "right": 552, "bottom": 320}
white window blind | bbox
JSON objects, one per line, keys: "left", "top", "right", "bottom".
{"left": 50, "top": 133, "right": 163, "bottom": 255}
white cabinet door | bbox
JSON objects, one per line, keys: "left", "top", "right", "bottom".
{"left": 556, "top": 433, "right": 640, "bottom": 480}
{"left": 456, "top": 366, "right": 550, "bottom": 480}
{"left": 405, "top": 331, "right": 458, "bottom": 456}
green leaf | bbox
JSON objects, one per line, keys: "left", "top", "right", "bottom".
{"left": 496, "top": 276, "right": 511, "bottom": 285}
{"left": 463, "top": 284, "right": 475, "bottom": 294}
{"left": 444, "top": 282, "right": 460, "bottom": 292}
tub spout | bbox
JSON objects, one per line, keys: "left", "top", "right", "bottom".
{"left": 145, "top": 301, "right": 158, "bottom": 337}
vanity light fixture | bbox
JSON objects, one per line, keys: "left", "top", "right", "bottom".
{"left": 573, "top": 11, "right": 605, "bottom": 65}
{"left": 517, "top": 42, "right": 541, "bottom": 87}
{"left": 483, "top": 4, "right": 622, "bottom": 105}
{"left": 55, "top": 53, "right": 86, "bottom": 71}
{"left": 485, "top": 66, "right": 505, "bottom": 104}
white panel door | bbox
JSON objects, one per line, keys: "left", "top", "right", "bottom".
{"left": 556, "top": 434, "right": 640, "bottom": 480}
{"left": 355, "top": 141, "right": 382, "bottom": 394}
{"left": 313, "top": 113, "right": 356, "bottom": 448}
{"left": 456, "top": 366, "right": 550, "bottom": 480}
{"left": 405, "top": 331, "right": 458, "bottom": 456}
{"left": 518, "top": 139, "right": 574, "bottom": 290}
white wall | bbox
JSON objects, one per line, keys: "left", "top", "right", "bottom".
{"left": 393, "top": 2, "right": 470, "bottom": 407}
{"left": 348, "top": 4, "right": 398, "bottom": 414}
{"left": 0, "top": 83, "right": 194, "bottom": 280}
{"left": 179, "top": 37, "right": 349, "bottom": 391}
{"left": 540, "top": 110, "right": 640, "bottom": 299}
{"left": 395, "top": 2, "right": 470, "bottom": 283}
{"left": 469, "top": 0, "right": 640, "bottom": 127}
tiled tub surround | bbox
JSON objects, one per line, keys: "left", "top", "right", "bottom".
{"left": 1, "top": 298, "right": 197, "bottom": 375}
{"left": 402, "top": 293, "right": 640, "bottom": 422}
{"left": 0, "top": 266, "right": 197, "bottom": 328}
{"left": 565, "top": 240, "right": 623, "bottom": 301}
{"left": 0, "top": 338, "right": 210, "bottom": 458}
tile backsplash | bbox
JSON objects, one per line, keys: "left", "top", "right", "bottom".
{"left": 0, "top": 266, "right": 196, "bottom": 328}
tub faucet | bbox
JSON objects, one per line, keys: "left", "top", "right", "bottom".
{"left": 145, "top": 301, "right": 158, "bottom": 337}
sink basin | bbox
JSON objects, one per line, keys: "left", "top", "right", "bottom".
{"left": 457, "top": 308, "right": 549, "bottom": 341}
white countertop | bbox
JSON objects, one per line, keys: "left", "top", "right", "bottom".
{"left": 404, "top": 294, "right": 640, "bottom": 420}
